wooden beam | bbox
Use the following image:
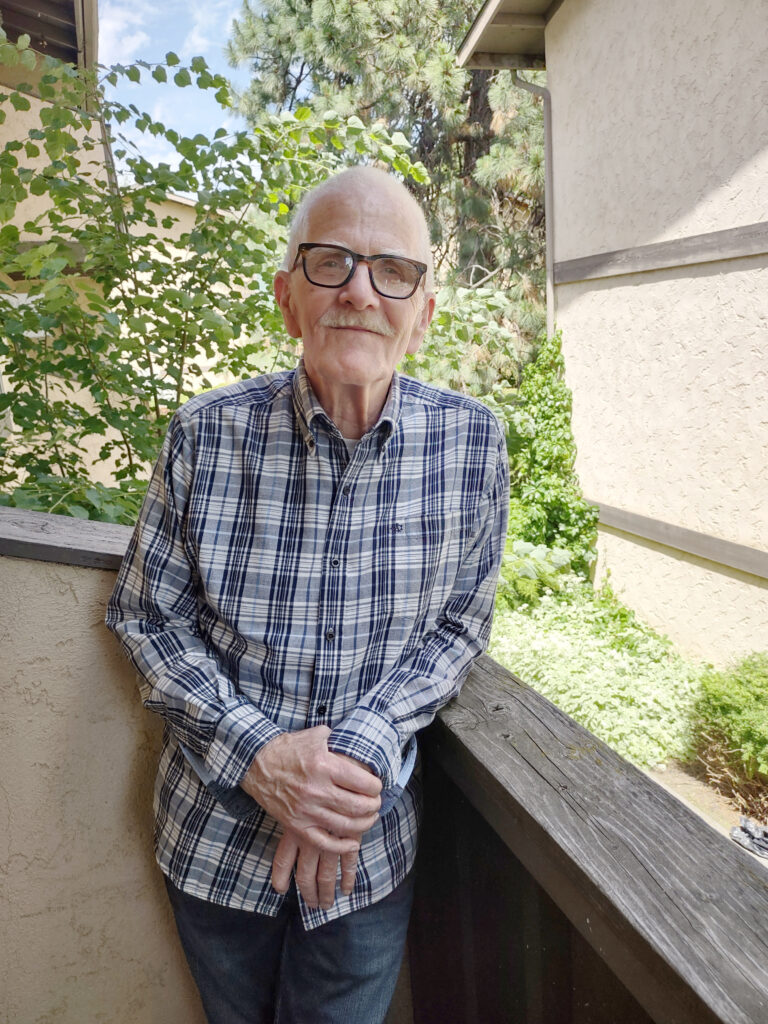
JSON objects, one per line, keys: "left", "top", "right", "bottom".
{"left": 464, "top": 51, "right": 546, "bottom": 70}
{"left": 555, "top": 220, "right": 768, "bottom": 284}
{"left": 422, "top": 657, "right": 768, "bottom": 1024}
{"left": 591, "top": 501, "right": 768, "bottom": 581}
{"left": 493, "top": 14, "right": 546, "bottom": 28}
{"left": 0, "top": 507, "right": 131, "bottom": 570}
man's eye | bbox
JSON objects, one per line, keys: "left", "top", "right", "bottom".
{"left": 316, "top": 254, "right": 346, "bottom": 270}
{"left": 378, "top": 260, "right": 408, "bottom": 281}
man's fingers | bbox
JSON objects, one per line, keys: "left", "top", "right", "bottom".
{"left": 340, "top": 850, "right": 358, "bottom": 896}
{"left": 271, "top": 832, "right": 299, "bottom": 894}
{"left": 305, "top": 825, "right": 361, "bottom": 855}
{"left": 330, "top": 755, "right": 383, "bottom": 798}
{"left": 316, "top": 851, "right": 339, "bottom": 910}
{"left": 295, "top": 846, "right": 321, "bottom": 908}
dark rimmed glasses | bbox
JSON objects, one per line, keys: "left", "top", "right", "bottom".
{"left": 293, "top": 243, "right": 427, "bottom": 299}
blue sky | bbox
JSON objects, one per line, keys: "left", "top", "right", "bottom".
{"left": 98, "top": 0, "right": 252, "bottom": 165}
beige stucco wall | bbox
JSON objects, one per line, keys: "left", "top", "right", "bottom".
{"left": 0, "top": 553, "right": 205, "bottom": 1024}
{"left": 547, "top": 0, "right": 768, "bottom": 260}
{"left": 594, "top": 529, "right": 768, "bottom": 665}
{"left": 544, "top": 0, "right": 768, "bottom": 664}
{"left": 556, "top": 258, "right": 768, "bottom": 551}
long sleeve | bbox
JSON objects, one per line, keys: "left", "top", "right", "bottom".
{"left": 327, "top": 421, "right": 509, "bottom": 789}
{"left": 105, "top": 412, "right": 283, "bottom": 792}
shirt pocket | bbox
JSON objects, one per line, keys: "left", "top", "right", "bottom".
{"left": 376, "top": 508, "right": 466, "bottom": 636}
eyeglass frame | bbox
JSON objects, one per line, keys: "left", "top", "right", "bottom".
{"left": 292, "top": 242, "right": 428, "bottom": 299}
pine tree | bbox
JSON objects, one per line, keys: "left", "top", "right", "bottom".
{"left": 227, "top": 0, "right": 545, "bottom": 309}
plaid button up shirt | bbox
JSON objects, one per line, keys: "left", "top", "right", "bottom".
{"left": 106, "top": 362, "right": 508, "bottom": 928}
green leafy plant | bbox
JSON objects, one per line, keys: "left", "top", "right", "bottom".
{"left": 503, "top": 331, "right": 598, "bottom": 574}
{"left": 489, "top": 578, "right": 702, "bottom": 769}
{"left": 0, "top": 35, "right": 427, "bottom": 522}
{"left": 495, "top": 537, "right": 571, "bottom": 610}
{"left": 687, "top": 653, "right": 768, "bottom": 819}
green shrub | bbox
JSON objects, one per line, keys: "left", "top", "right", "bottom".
{"left": 495, "top": 537, "right": 571, "bottom": 610}
{"left": 490, "top": 579, "right": 702, "bottom": 768}
{"left": 504, "top": 332, "right": 598, "bottom": 575}
{"left": 687, "top": 653, "right": 768, "bottom": 819}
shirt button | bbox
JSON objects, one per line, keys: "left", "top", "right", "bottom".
{"left": 331, "top": 557, "right": 340, "bottom": 568}
{"left": 317, "top": 704, "right": 327, "bottom": 717}
{"left": 342, "top": 485, "right": 350, "bottom": 497}
{"left": 325, "top": 628, "right": 336, "bottom": 641}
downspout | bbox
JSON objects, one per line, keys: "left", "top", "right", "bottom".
{"left": 510, "top": 70, "right": 555, "bottom": 338}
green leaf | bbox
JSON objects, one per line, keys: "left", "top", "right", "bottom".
{"left": 152, "top": 66, "right": 167, "bottom": 83}
{"left": 190, "top": 56, "right": 207, "bottom": 73}
{"left": 16, "top": 33, "right": 31, "bottom": 50}
{"left": 174, "top": 69, "right": 192, "bottom": 87}
{"left": 10, "top": 92, "right": 31, "bottom": 112}
{"left": 165, "top": 51, "right": 180, "bottom": 66}
{"left": 126, "top": 65, "right": 141, "bottom": 83}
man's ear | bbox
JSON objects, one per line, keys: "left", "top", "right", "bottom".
{"left": 274, "top": 271, "right": 302, "bottom": 339}
{"left": 406, "top": 292, "right": 436, "bottom": 355}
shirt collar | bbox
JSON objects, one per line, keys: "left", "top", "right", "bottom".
{"left": 292, "top": 359, "right": 401, "bottom": 455}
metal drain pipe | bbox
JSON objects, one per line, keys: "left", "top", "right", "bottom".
{"left": 511, "top": 70, "right": 555, "bottom": 338}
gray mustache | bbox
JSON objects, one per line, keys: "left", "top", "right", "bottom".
{"left": 317, "top": 310, "right": 396, "bottom": 337}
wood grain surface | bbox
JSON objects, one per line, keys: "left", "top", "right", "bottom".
{"left": 421, "top": 656, "right": 768, "bottom": 1023}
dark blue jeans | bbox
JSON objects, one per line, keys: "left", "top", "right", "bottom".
{"left": 165, "top": 872, "right": 414, "bottom": 1024}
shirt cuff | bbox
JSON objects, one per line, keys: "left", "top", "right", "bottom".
{"left": 378, "top": 736, "right": 417, "bottom": 816}
{"left": 327, "top": 708, "right": 402, "bottom": 790}
{"left": 204, "top": 702, "right": 284, "bottom": 790}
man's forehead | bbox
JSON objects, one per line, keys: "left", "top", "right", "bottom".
{"left": 304, "top": 189, "right": 419, "bottom": 255}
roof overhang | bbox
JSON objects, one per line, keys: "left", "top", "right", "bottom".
{"left": 458, "top": 0, "right": 566, "bottom": 70}
{"left": 0, "top": 0, "right": 99, "bottom": 68}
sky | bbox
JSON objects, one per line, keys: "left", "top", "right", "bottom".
{"left": 98, "top": 0, "right": 252, "bottom": 166}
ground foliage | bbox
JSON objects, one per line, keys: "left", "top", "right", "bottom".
{"left": 490, "top": 578, "right": 703, "bottom": 769}
{"left": 687, "top": 653, "right": 768, "bottom": 819}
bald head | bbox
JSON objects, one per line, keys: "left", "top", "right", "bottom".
{"left": 283, "top": 167, "right": 434, "bottom": 290}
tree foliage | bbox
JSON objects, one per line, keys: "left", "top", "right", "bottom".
{"left": 227, "top": 0, "right": 546, "bottom": 313}
{"left": 0, "top": 33, "right": 426, "bottom": 520}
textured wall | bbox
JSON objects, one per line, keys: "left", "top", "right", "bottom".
{"left": 594, "top": 529, "right": 768, "bottom": 665}
{"left": 557, "top": 257, "right": 768, "bottom": 550}
{"left": 545, "top": 0, "right": 768, "bottom": 664}
{"left": 0, "top": 554, "right": 206, "bottom": 1024}
{"left": 547, "top": 0, "right": 768, "bottom": 260}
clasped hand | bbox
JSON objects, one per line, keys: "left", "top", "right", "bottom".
{"left": 241, "top": 725, "right": 382, "bottom": 910}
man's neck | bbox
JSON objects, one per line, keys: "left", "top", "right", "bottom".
{"left": 305, "top": 369, "right": 392, "bottom": 440}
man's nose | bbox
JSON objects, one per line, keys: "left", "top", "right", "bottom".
{"left": 337, "top": 261, "right": 379, "bottom": 307}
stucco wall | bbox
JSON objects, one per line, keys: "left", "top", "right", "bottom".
{"left": 557, "top": 258, "right": 768, "bottom": 550}
{"left": 0, "top": 554, "right": 206, "bottom": 1024}
{"left": 547, "top": 0, "right": 768, "bottom": 260}
{"left": 594, "top": 529, "right": 768, "bottom": 665}
{"left": 544, "top": 0, "right": 768, "bottom": 664}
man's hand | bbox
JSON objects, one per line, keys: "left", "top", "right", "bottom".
{"left": 271, "top": 831, "right": 359, "bottom": 909}
{"left": 241, "top": 725, "right": 382, "bottom": 855}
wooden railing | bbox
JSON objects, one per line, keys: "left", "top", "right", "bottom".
{"left": 410, "top": 657, "right": 768, "bottom": 1024}
{"left": 2, "top": 507, "right": 767, "bottom": 1024}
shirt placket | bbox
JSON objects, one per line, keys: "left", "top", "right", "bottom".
{"left": 308, "top": 430, "right": 373, "bottom": 729}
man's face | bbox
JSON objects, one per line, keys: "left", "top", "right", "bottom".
{"left": 274, "top": 187, "right": 435, "bottom": 394}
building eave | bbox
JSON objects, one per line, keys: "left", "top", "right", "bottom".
{"left": 457, "top": 0, "right": 567, "bottom": 70}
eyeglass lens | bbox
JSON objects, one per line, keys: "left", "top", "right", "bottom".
{"left": 300, "top": 245, "right": 423, "bottom": 298}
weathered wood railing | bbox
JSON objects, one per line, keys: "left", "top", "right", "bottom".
{"left": 410, "top": 658, "right": 768, "bottom": 1024}
{"left": 2, "top": 507, "right": 768, "bottom": 1024}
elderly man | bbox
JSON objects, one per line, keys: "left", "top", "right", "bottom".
{"left": 106, "top": 166, "right": 509, "bottom": 1024}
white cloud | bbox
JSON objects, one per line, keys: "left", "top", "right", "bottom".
{"left": 99, "top": 0, "right": 157, "bottom": 65}
{"left": 180, "top": 0, "right": 242, "bottom": 62}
